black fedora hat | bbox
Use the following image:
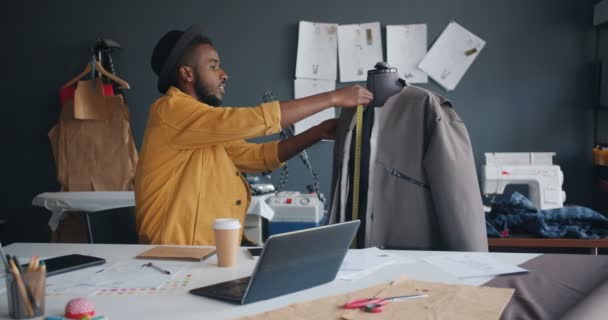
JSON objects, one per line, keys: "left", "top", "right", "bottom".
{"left": 151, "top": 24, "right": 204, "bottom": 93}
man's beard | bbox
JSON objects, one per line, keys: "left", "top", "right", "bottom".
{"left": 194, "top": 79, "right": 223, "bottom": 107}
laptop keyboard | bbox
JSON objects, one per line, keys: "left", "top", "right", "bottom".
{"left": 198, "top": 276, "right": 251, "bottom": 300}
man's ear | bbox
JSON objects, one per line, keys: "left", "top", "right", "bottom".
{"left": 178, "top": 65, "right": 194, "bottom": 83}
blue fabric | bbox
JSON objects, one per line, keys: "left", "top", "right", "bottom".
{"left": 485, "top": 192, "right": 608, "bottom": 239}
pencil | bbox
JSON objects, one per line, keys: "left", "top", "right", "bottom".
{"left": 9, "top": 258, "right": 34, "bottom": 317}
{"left": 14, "top": 257, "right": 40, "bottom": 313}
{"left": 145, "top": 262, "right": 171, "bottom": 275}
{"left": 31, "top": 256, "right": 39, "bottom": 272}
{"left": 14, "top": 256, "right": 42, "bottom": 316}
{"left": 26, "top": 256, "right": 37, "bottom": 273}
{"left": 33, "top": 262, "right": 46, "bottom": 303}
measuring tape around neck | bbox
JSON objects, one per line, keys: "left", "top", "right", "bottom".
{"left": 351, "top": 104, "right": 364, "bottom": 247}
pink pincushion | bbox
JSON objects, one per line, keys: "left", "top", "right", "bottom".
{"left": 65, "top": 297, "right": 95, "bottom": 319}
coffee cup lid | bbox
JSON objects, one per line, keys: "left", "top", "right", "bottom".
{"left": 213, "top": 218, "right": 241, "bottom": 230}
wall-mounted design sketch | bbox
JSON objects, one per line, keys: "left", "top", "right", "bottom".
{"left": 337, "top": 22, "right": 383, "bottom": 82}
{"left": 418, "top": 21, "right": 485, "bottom": 91}
{"left": 296, "top": 21, "right": 339, "bottom": 80}
{"left": 387, "top": 24, "right": 428, "bottom": 84}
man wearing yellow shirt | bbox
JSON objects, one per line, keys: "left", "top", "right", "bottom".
{"left": 135, "top": 25, "right": 373, "bottom": 245}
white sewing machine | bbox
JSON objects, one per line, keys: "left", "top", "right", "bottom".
{"left": 481, "top": 152, "right": 566, "bottom": 210}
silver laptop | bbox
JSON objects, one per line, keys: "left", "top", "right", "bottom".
{"left": 189, "top": 220, "right": 360, "bottom": 304}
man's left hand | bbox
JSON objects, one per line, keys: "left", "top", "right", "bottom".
{"left": 315, "top": 119, "right": 337, "bottom": 140}
{"left": 278, "top": 119, "right": 337, "bottom": 162}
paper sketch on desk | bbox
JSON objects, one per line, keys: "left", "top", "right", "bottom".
{"left": 293, "top": 78, "right": 336, "bottom": 134}
{"left": 422, "top": 253, "right": 527, "bottom": 278}
{"left": 418, "top": 21, "right": 485, "bottom": 91}
{"left": 83, "top": 261, "right": 183, "bottom": 289}
{"left": 387, "top": 24, "right": 428, "bottom": 84}
{"left": 93, "top": 271, "right": 195, "bottom": 296}
{"left": 337, "top": 247, "right": 415, "bottom": 280}
{"left": 338, "top": 22, "right": 383, "bottom": 82}
{"left": 295, "top": 21, "right": 338, "bottom": 80}
{"left": 45, "top": 261, "right": 186, "bottom": 296}
{"left": 45, "top": 267, "right": 107, "bottom": 296}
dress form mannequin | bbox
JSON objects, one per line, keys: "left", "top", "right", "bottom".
{"left": 334, "top": 63, "right": 488, "bottom": 251}
{"left": 346, "top": 62, "right": 406, "bottom": 248}
{"left": 366, "top": 62, "right": 406, "bottom": 107}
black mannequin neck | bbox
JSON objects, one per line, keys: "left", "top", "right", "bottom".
{"left": 366, "top": 64, "right": 405, "bottom": 107}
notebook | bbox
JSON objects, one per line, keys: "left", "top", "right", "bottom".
{"left": 136, "top": 246, "right": 216, "bottom": 261}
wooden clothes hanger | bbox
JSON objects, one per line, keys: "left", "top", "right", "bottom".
{"left": 62, "top": 59, "right": 130, "bottom": 89}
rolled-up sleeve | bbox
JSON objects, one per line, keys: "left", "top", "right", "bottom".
{"left": 260, "top": 101, "right": 281, "bottom": 135}
{"left": 226, "top": 140, "right": 283, "bottom": 173}
{"left": 157, "top": 95, "right": 282, "bottom": 148}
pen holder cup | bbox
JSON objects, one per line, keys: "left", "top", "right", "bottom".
{"left": 6, "top": 271, "right": 45, "bottom": 319}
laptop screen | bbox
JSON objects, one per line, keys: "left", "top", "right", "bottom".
{"left": 242, "top": 220, "right": 360, "bottom": 304}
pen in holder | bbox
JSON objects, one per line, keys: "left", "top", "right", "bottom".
{"left": 6, "top": 266, "right": 45, "bottom": 318}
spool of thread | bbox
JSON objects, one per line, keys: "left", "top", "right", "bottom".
{"left": 601, "top": 148, "right": 608, "bottom": 166}
{"left": 593, "top": 147, "right": 601, "bottom": 165}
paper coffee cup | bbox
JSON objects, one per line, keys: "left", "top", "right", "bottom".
{"left": 213, "top": 219, "right": 241, "bottom": 267}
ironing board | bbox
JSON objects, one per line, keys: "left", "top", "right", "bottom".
{"left": 32, "top": 192, "right": 135, "bottom": 243}
{"left": 32, "top": 192, "right": 275, "bottom": 243}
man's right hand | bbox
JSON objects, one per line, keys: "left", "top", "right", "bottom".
{"left": 331, "top": 85, "right": 373, "bottom": 108}
{"left": 278, "top": 84, "right": 373, "bottom": 128}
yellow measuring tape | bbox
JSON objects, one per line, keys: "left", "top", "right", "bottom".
{"left": 351, "top": 104, "right": 364, "bottom": 248}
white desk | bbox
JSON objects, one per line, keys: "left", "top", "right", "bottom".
{"left": 0, "top": 243, "right": 537, "bottom": 320}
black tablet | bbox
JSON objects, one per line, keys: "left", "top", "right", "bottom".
{"left": 23, "top": 254, "right": 106, "bottom": 276}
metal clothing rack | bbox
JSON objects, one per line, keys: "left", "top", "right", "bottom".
{"left": 91, "top": 39, "right": 122, "bottom": 85}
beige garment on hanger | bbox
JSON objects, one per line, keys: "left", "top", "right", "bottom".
{"left": 49, "top": 78, "right": 138, "bottom": 191}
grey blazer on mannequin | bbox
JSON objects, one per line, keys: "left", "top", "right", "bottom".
{"left": 329, "top": 85, "right": 488, "bottom": 252}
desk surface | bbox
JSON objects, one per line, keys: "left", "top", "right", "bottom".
{"left": 0, "top": 243, "right": 537, "bottom": 320}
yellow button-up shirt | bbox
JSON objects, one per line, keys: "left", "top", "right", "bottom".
{"left": 135, "top": 86, "right": 282, "bottom": 245}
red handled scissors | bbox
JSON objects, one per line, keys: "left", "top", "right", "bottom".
{"left": 343, "top": 294, "right": 429, "bottom": 313}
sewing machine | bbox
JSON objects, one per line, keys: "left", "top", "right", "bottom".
{"left": 481, "top": 152, "right": 566, "bottom": 210}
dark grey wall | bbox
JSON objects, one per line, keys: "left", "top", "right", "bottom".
{"left": 0, "top": 0, "right": 599, "bottom": 242}
{"left": 597, "top": 24, "right": 608, "bottom": 142}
